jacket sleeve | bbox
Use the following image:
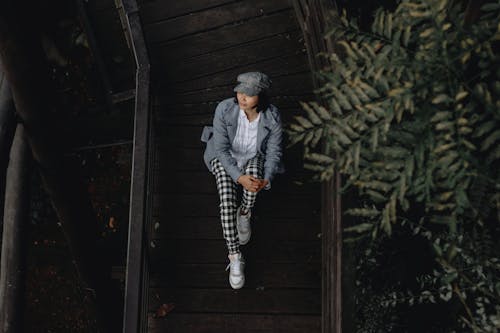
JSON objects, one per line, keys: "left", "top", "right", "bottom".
{"left": 213, "top": 102, "right": 243, "bottom": 183}
{"left": 263, "top": 110, "right": 283, "bottom": 185}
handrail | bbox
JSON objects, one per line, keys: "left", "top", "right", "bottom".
{"left": 118, "top": 0, "right": 152, "bottom": 332}
{"left": 292, "top": 1, "right": 343, "bottom": 332}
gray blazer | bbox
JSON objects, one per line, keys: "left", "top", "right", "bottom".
{"left": 201, "top": 97, "right": 285, "bottom": 184}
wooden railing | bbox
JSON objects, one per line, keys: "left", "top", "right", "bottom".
{"left": 117, "top": 0, "right": 152, "bottom": 332}
{"left": 292, "top": 1, "right": 343, "bottom": 332}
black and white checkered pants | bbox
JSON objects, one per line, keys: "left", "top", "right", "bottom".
{"left": 210, "top": 154, "right": 264, "bottom": 254}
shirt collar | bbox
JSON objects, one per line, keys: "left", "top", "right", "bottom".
{"left": 239, "top": 109, "right": 261, "bottom": 123}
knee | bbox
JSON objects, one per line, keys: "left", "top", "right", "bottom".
{"left": 244, "top": 166, "right": 261, "bottom": 178}
{"left": 219, "top": 200, "right": 237, "bottom": 213}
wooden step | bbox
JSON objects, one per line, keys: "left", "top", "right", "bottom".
{"left": 148, "top": 288, "right": 321, "bottom": 314}
{"left": 147, "top": 313, "right": 321, "bottom": 333}
{"left": 148, "top": 238, "right": 321, "bottom": 264}
{"left": 142, "top": 0, "right": 291, "bottom": 43}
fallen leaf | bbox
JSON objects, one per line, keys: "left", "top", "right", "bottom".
{"left": 156, "top": 303, "right": 175, "bottom": 318}
{"left": 108, "top": 217, "right": 116, "bottom": 229}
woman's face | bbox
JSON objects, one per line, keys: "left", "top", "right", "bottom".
{"left": 236, "top": 92, "right": 259, "bottom": 111}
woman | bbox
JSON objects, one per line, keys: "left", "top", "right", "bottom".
{"left": 201, "top": 72, "right": 284, "bottom": 289}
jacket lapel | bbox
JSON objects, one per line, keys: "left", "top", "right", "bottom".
{"left": 257, "top": 108, "right": 272, "bottom": 150}
{"left": 227, "top": 103, "right": 275, "bottom": 150}
{"left": 226, "top": 103, "right": 239, "bottom": 142}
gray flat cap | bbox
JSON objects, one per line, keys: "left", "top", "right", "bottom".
{"left": 233, "top": 71, "right": 272, "bottom": 96}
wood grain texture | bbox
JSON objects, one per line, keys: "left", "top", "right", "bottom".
{"left": 144, "top": 0, "right": 321, "bottom": 330}
{"left": 143, "top": 0, "right": 291, "bottom": 43}
{"left": 148, "top": 288, "right": 321, "bottom": 314}
{"left": 149, "top": 262, "right": 321, "bottom": 288}
{"left": 150, "top": 10, "right": 298, "bottom": 62}
{"left": 147, "top": 313, "right": 321, "bottom": 333}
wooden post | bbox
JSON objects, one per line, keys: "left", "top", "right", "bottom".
{"left": 0, "top": 123, "right": 31, "bottom": 333}
{"left": 117, "top": 0, "right": 152, "bottom": 331}
{"left": 0, "top": 65, "right": 16, "bottom": 234}
{"left": 292, "top": 1, "right": 343, "bottom": 332}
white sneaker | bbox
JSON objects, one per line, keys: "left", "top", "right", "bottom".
{"left": 236, "top": 206, "right": 251, "bottom": 245}
{"left": 226, "top": 252, "right": 245, "bottom": 289}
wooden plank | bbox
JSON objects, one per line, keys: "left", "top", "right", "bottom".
{"left": 154, "top": 171, "right": 317, "bottom": 195}
{"left": 153, "top": 191, "right": 320, "bottom": 218}
{"left": 149, "top": 262, "right": 320, "bottom": 288}
{"left": 139, "top": 0, "right": 235, "bottom": 24}
{"left": 155, "top": 119, "right": 314, "bottom": 148}
{"left": 147, "top": 313, "right": 321, "bottom": 333}
{"left": 149, "top": 238, "right": 321, "bottom": 264}
{"left": 159, "top": 71, "right": 313, "bottom": 105}
{"left": 155, "top": 31, "right": 304, "bottom": 85}
{"left": 143, "top": 0, "right": 291, "bottom": 43}
{"left": 154, "top": 106, "right": 305, "bottom": 125}
{"left": 148, "top": 288, "right": 321, "bottom": 314}
{"left": 151, "top": 10, "right": 298, "bottom": 62}
{"left": 154, "top": 147, "right": 204, "bottom": 171}
{"left": 151, "top": 216, "right": 320, "bottom": 240}
{"left": 154, "top": 145, "right": 309, "bottom": 173}
{"left": 158, "top": 52, "right": 310, "bottom": 94}
{"left": 153, "top": 94, "right": 315, "bottom": 115}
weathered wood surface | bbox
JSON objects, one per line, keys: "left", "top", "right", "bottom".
{"left": 147, "top": 313, "right": 321, "bottom": 333}
{"left": 142, "top": 0, "right": 321, "bottom": 331}
{"left": 0, "top": 124, "right": 31, "bottom": 333}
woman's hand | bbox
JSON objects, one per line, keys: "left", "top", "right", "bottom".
{"left": 254, "top": 179, "right": 269, "bottom": 192}
{"left": 237, "top": 175, "right": 269, "bottom": 192}
{"left": 237, "top": 175, "right": 260, "bottom": 192}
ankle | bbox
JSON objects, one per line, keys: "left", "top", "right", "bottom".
{"left": 228, "top": 252, "right": 241, "bottom": 260}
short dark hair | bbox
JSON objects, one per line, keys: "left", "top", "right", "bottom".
{"left": 233, "top": 92, "right": 271, "bottom": 112}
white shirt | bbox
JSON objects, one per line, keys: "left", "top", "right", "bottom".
{"left": 230, "top": 109, "right": 260, "bottom": 169}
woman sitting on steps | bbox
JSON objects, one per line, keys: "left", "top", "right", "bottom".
{"left": 201, "top": 71, "right": 284, "bottom": 289}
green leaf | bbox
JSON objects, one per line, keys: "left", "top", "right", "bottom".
{"left": 455, "top": 90, "right": 468, "bottom": 101}
{"left": 289, "top": 123, "right": 304, "bottom": 132}
{"left": 430, "top": 111, "right": 452, "bottom": 123}
{"left": 343, "top": 222, "right": 374, "bottom": 233}
{"left": 435, "top": 121, "right": 454, "bottom": 131}
{"left": 365, "top": 189, "right": 387, "bottom": 203}
{"left": 329, "top": 99, "right": 342, "bottom": 115}
{"left": 481, "top": 3, "right": 500, "bottom": 11}
{"left": 306, "top": 152, "right": 334, "bottom": 164}
{"left": 304, "top": 130, "right": 315, "bottom": 145}
{"left": 419, "top": 27, "right": 435, "bottom": 38}
{"left": 403, "top": 26, "right": 411, "bottom": 46}
{"left": 432, "top": 94, "right": 452, "bottom": 104}
{"left": 332, "top": 126, "right": 353, "bottom": 145}
{"left": 371, "top": 127, "right": 379, "bottom": 151}
{"left": 474, "top": 120, "right": 497, "bottom": 138}
{"left": 287, "top": 132, "right": 305, "bottom": 147}
{"left": 359, "top": 81, "right": 380, "bottom": 98}
{"left": 300, "top": 102, "right": 322, "bottom": 125}
{"left": 481, "top": 130, "right": 500, "bottom": 151}
{"left": 313, "top": 103, "right": 333, "bottom": 119}
{"left": 294, "top": 116, "right": 314, "bottom": 129}
{"left": 304, "top": 163, "right": 326, "bottom": 172}
{"left": 311, "top": 128, "right": 323, "bottom": 147}
{"left": 434, "top": 142, "right": 457, "bottom": 154}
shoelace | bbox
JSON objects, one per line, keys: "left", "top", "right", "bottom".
{"left": 225, "top": 258, "right": 244, "bottom": 274}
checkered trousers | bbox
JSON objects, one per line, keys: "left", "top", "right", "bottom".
{"left": 210, "top": 154, "right": 264, "bottom": 254}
